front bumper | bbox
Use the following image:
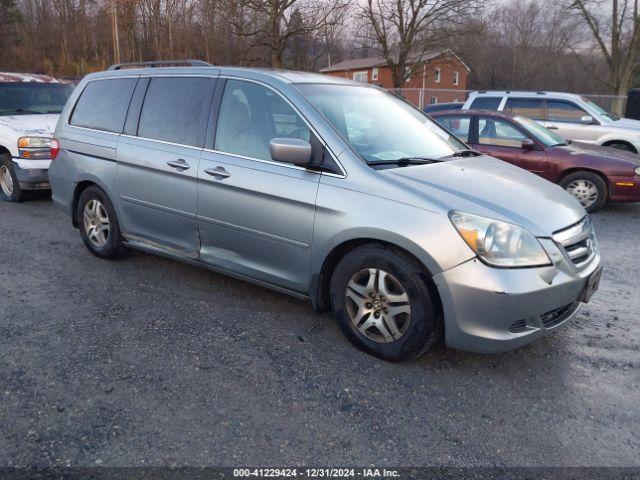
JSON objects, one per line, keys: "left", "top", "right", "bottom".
{"left": 433, "top": 230, "right": 601, "bottom": 353}
{"left": 12, "top": 158, "right": 51, "bottom": 190}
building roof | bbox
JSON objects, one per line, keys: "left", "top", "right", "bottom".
{"left": 320, "top": 49, "right": 470, "bottom": 73}
{"left": 0, "top": 72, "right": 61, "bottom": 83}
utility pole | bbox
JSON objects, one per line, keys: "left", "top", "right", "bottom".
{"left": 112, "top": 0, "right": 121, "bottom": 65}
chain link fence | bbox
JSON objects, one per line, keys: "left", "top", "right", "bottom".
{"left": 389, "top": 88, "right": 628, "bottom": 116}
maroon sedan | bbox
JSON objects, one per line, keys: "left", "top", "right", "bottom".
{"left": 432, "top": 110, "right": 640, "bottom": 211}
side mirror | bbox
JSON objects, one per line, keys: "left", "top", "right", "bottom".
{"left": 580, "top": 115, "right": 595, "bottom": 125}
{"left": 269, "top": 138, "right": 312, "bottom": 166}
{"left": 522, "top": 138, "right": 537, "bottom": 150}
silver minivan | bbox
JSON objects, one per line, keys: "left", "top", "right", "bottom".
{"left": 49, "top": 62, "right": 602, "bottom": 361}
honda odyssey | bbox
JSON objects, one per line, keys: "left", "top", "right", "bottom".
{"left": 49, "top": 62, "right": 602, "bottom": 361}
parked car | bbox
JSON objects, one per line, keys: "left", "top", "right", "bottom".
{"left": 432, "top": 110, "right": 640, "bottom": 211}
{"left": 0, "top": 72, "right": 74, "bottom": 202}
{"left": 462, "top": 91, "right": 640, "bottom": 154}
{"left": 423, "top": 102, "right": 463, "bottom": 114}
{"left": 49, "top": 62, "right": 601, "bottom": 361}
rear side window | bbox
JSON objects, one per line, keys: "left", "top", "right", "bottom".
{"left": 504, "top": 98, "right": 544, "bottom": 120}
{"left": 137, "top": 77, "right": 214, "bottom": 147}
{"left": 469, "top": 96, "right": 502, "bottom": 110}
{"left": 70, "top": 78, "right": 137, "bottom": 133}
{"left": 434, "top": 115, "right": 471, "bottom": 142}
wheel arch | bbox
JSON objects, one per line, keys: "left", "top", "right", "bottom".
{"left": 71, "top": 178, "right": 115, "bottom": 227}
{"left": 601, "top": 139, "right": 638, "bottom": 153}
{"left": 311, "top": 237, "right": 444, "bottom": 321}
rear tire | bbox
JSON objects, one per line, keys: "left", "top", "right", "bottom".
{"left": 606, "top": 142, "right": 636, "bottom": 153}
{"left": 0, "top": 154, "right": 25, "bottom": 202}
{"left": 560, "top": 171, "right": 607, "bottom": 212}
{"left": 330, "top": 244, "right": 441, "bottom": 362}
{"left": 77, "top": 186, "right": 126, "bottom": 259}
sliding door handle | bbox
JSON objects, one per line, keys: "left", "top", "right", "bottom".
{"left": 167, "top": 159, "right": 190, "bottom": 171}
{"left": 204, "top": 166, "right": 231, "bottom": 179}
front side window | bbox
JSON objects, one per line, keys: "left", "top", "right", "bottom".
{"left": 0, "top": 82, "right": 73, "bottom": 116}
{"left": 137, "top": 77, "right": 213, "bottom": 147}
{"left": 296, "top": 83, "right": 465, "bottom": 163}
{"left": 504, "top": 98, "right": 544, "bottom": 121}
{"left": 215, "top": 80, "right": 310, "bottom": 162}
{"left": 546, "top": 100, "right": 589, "bottom": 123}
{"left": 469, "top": 96, "right": 502, "bottom": 111}
{"left": 70, "top": 78, "right": 136, "bottom": 133}
{"left": 478, "top": 117, "right": 528, "bottom": 148}
{"left": 435, "top": 115, "right": 472, "bottom": 142}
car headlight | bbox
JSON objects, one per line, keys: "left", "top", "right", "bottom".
{"left": 635, "top": 166, "right": 640, "bottom": 176}
{"left": 449, "top": 211, "right": 551, "bottom": 267}
{"left": 17, "top": 137, "right": 53, "bottom": 160}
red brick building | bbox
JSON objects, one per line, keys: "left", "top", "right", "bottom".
{"left": 319, "top": 50, "right": 470, "bottom": 108}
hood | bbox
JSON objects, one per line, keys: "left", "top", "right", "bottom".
{"left": 381, "top": 156, "right": 585, "bottom": 236}
{"left": 0, "top": 114, "right": 59, "bottom": 137}
{"left": 560, "top": 141, "right": 640, "bottom": 170}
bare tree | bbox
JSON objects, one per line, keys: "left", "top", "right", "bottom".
{"left": 570, "top": 0, "right": 640, "bottom": 112}
{"left": 231, "top": 0, "right": 350, "bottom": 68}
{"left": 360, "top": 0, "right": 481, "bottom": 88}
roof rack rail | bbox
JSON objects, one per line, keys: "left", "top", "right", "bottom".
{"left": 108, "top": 60, "right": 213, "bottom": 71}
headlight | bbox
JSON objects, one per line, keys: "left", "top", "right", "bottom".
{"left": 449, "top": 211, "right": 551, "bottom": 267}
{"left": 635, "top": 166, "right": 640, "bottom": 176}
{"left": 17, "top": 137, "right": 53, "bottom": 160}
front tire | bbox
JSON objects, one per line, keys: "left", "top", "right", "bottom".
{"left": 0, "top": 154, "right": 25, "bottom": 202}
{"left": 560, "top": 171, "right": 608, "bottom": 212}
{"left": 330, "top": 244, "right": 441, "bottom": 362}
{"left": 77, "top": 186, "right": 126, "bottom": 259}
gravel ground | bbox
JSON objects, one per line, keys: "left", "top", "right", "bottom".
{"left": 0, "top": 194, "right": 638, "bottom": 468}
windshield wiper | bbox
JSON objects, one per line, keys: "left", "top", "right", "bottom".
{"left": 3, "top": 108, "right": 43, "bottom": 115}
{"left": 450, "top": 149, "right": 481, "bottom": 157}
{"left": 372, "top": 157, "right": 442, "bottom": 167}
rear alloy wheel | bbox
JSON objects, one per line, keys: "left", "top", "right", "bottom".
{"left": 330, "top": 244, "right": 441, "bottom": 362}
{"left": 0, "top": 155, "right": 25, "bottom": 202}
{"left": 77, "top": 186, "right": 126, "bottom": 259}
{"left": 560, "top": 171, "right": 607, "bottom": 212}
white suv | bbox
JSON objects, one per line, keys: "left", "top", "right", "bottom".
{"left": 462, "top": 91, "right": 640, "bottom": 153}
{"left": 0, "top": 73, "right": 74, "bottom": 202}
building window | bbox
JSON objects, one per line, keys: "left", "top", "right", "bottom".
{"left": 371, "top": 68, "right": 379, "bottom": 81}
{"left": 430, "top": 96, "right": 438, "bottom": 105}
{"left": 352, "top": 71, "right": 368, "bottom": 83}
{"left": 405, "top": 67, "right": 412, "bottom": 83}
{"left": 453, "top": 71, "right": 459, "bottom": 86}
{"left": 434, "top": 68, "right": 441, "bottom": 83}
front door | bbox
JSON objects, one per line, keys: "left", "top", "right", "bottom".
{"left": 197, "top": 79, "right": 320, "bottom": 293}
{"left": 541, "top": 99, "right": 599, "bottom": 143}
{"left": 116, "top": 76, "right": 216, "bottom": 257}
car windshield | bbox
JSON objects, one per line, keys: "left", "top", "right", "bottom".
{"left": 514, "top": 115, "right": 567, "bottom": 147}
{"left": 0, "top": 82, "right": 74, "bottom": 116}
{"left": 295, "top": 84, "right": 466, "bottom": 163}
{"left": 581, "top": 97, "right": 620, "bottom": 121}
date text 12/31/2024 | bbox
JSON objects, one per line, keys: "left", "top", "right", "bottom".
{"left": 233, "top": 468, "right": 400, "bottom": 478}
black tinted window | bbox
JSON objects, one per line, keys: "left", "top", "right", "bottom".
{"left": 469, "top": 96, "right": 502, "bottom": 110}
{"left": 70, "top": 78, "right": 137, "bottom": 133}
{"left": 504, "top": 98, "right": 544, "bottom": 120}
{"left": 138, "top": 77, "right": 213, "bottom": 147}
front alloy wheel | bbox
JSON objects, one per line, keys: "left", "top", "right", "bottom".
{"left": 565, "top": 179, "right": 599, "bottom": 209}
{"left": 346, "top": 268, "right": 411, "bottom": 343}
{"left": 0, "top": 165, "right": 14, "bottom": 197}
{"left": 560, "top": 171, "right": 607, "bottom": 212}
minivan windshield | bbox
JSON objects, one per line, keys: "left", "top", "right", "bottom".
{"left": 0, "top": 82, "right": 74, "bottom": 116}
{"left": 296, "top": 84, "right": 466, "bottom": 163}
{"left": 514, "top": 115, "right": 567, "bottom": 147}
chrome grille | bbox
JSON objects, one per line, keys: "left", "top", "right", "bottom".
{"left": 552, "top": 217, "right": 596, "bottom": 269}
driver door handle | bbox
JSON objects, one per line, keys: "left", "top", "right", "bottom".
{"left": 167, "top": 159, "right": 190, "bottom": 171}
{"left": 204, "top": 166, "right": 231, "bottom": 180}
{"left": 547, "top": 125, "right": 559, "bottom": 130}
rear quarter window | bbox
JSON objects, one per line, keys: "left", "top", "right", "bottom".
{"left": 469, "top": 96, "right": 502, "bottom": 110}
{"left": 70, "top": 78, "right": 137, "bottom": 133}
